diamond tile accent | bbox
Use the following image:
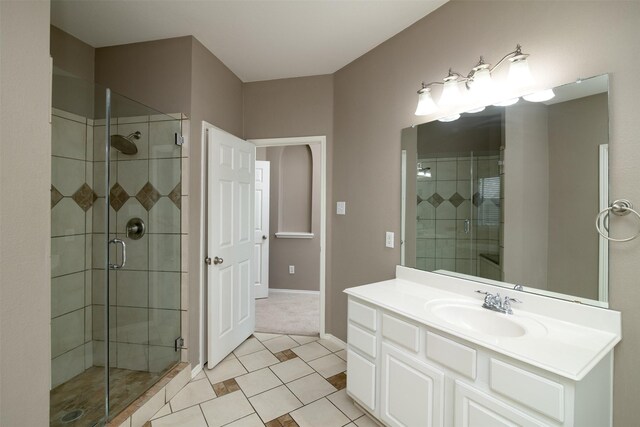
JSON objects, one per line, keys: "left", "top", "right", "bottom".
{"left": 51, "top": 185, "right": 64, "bottom": 209}
{"left": 109, "top": 182, "right": 130, "bottom": 212}
{"left": 491, "top": 198, "right": 501, "bottom": 207}
{"left": 212, "top": 378, "right": 241, "bottom": 397}
{"left": 273, "top": 349, "right": 298, "bottom": 362}
{"left": 71, "top": 183, "right": 97, "bottom": 212}
{"left": 426, "top": 192, "right": 444, "bottom": 208}
{"left": 416, "top": 195, "right": 424, "bottom": 205}
{"left": 168, "top": 183, "right": 181, "bottom": 209}
{"left": 136, "top": 182, "right": 161, "bottom": 211}
{"left": 472, "top": 192, "right": 484, "bottom": 207}
{"left": 326, "top": 372, "right": 347, "bottom": 390}
{"left": 449, "top": 192, "right": 465, "bottom": 208}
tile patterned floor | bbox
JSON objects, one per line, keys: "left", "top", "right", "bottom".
{"left": 149, "top": 333, "right": 375, "bottom": 427}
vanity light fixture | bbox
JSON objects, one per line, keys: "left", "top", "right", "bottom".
{"left": 415, "top": 44, "right": 533, "bottom": 116}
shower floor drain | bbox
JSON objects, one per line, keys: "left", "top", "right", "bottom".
{"left": 61, "top": 409, "right": 84, "bottom": 423}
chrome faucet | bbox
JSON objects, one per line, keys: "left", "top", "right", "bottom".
{"left": 475, "top": 290, "right": 521, "bottom": 314}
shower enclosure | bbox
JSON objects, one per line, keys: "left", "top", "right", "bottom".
{"left": 50, "top": 68, "right": 184, "bottom": 426}
{"left": 413, "top": 151, "right": 502, "bottom": 280}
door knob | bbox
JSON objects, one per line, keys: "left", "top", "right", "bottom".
{"left": 262, "top": 235, "right": 267, "bottom": 240}
{"left": 205, "top": 257, "right": 212, "bottom": 265}
{"left": 213, "top": 256, "right": 224, "bottom": 265}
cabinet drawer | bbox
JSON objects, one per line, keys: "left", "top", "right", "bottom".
{"left": 382, "top": 313, "right": 420, "bottom": 353}
{"left": 347, "top": 349, "right": 376, "bottom": 412}
{"left": 348, "top": 323, "right": 377, "bottom": 358}
{"left": 490, "top": 359, "right": 564, "bottom": 422}
{"left": 348, "top": 298, "right": 377, "bottom": 331}
{"left": 426, "top": 332, "right": 476, "bottom": 380}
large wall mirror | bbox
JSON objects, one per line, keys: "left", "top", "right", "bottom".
{"left": 401, "top": 74, "right": 610, "bottom": 306}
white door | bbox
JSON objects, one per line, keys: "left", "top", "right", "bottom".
{"left": 254, "top": 161, "right": 270, "bottom": 299}
{"left": 206, "top": 126, "right": 255, "bottom": 368}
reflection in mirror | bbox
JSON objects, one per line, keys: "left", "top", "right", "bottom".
{"left": 401, "top": 75, "right": 609, "bottom": 306}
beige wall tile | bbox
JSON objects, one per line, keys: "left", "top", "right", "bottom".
{"left": 51, "top": 345, "right": 85, "bottom": 388}
{"left": 51, "top": 272, "right": 85, "bottom": 318}
{"left": 149, "top": 272, "right": 181, "bottom": 310}
{"left": 149, "top": 309, "right": 180, "bottom": 347}
{"left": 51, "top": 309, "right": 85, "bottom": 358}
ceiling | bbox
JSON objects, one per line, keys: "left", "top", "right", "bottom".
{"left": 51, "top": 0, "right": 447, "bottom": 82}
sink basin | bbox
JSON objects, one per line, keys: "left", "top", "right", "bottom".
{"left": 428, "top": 301, "right": 527, "bottom": 338}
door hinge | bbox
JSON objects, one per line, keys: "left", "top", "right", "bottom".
{"left": 175, "top": 337, "right": 185, "bottom": 352}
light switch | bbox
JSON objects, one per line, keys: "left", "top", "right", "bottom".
{"left": 337, "top": 201, "right": 346, "bottom": 215}
{"left": 289, "top": 265, "right": 295, "bottom": 274}
{"left": 385, "top": 232, "right": 395, "bottom": 248}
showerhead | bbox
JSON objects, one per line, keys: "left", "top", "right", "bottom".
{"left": 110, "top": 131, "right": 140, "bottom": 155}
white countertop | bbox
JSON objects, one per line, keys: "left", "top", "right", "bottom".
{"left": 344, "top": 267, "right": 621, "bottom": 381}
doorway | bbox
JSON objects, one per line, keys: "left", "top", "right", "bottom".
{"left": 250, "top": 137, "right": 327, "bottom": 338}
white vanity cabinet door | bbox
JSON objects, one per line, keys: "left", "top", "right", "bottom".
{"left": 380, "top": 343, "right": 445, "bottom": 427}
{"left": 455, "top": 381, "right": 549, "bottom": 427}
{"left": 347, "top": 349, "right": 377, "bottom": 413}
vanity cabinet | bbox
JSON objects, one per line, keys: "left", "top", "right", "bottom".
{"left": 346, "top": 294, "right": 614, "bottom": 427}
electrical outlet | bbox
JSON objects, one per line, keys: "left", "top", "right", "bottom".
{"left": 385, "top": 232, "right": 395, "bottom": 248}
{"left": 289, "top": 265, "right": 295, "bottom": 274}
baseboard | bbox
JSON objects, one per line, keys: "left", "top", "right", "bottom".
{"left": 320, "top": 333, "right": 347, "bottom": 350}
{"left": 191, "top": 363, "right": 202, "bottom": 378}
{"left": 269, "top": 288, "right": 320, "bottom": 295}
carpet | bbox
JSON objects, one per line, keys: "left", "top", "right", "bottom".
{"left": 255, "top": 290, "right": 319, "bottom": 336}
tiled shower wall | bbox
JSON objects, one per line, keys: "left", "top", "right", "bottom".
{"left": 51, "top": 109, "right": 189, "bottom": 388}
{"left": 415, "top": 154, "right": 501, "bottom": 276}
{"left": 51, "top": 108, "right": 95, "bottom": 388}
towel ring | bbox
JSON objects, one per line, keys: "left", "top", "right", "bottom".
{"left": 595, "top": 199, "right": 640, "bottom": 242}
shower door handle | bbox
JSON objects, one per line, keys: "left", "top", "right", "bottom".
{"left": 464, "top": 219, "right": 471, "bottom": 234}
{"left": 109, "top": 238, "right": 126, "bottom": 270}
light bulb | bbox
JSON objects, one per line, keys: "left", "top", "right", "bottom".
{"left": 523, "top": 89, "right": 555, "bottom": 102}
{"left": 466, "top": 106, "right": 486, "bottom": 113}
{"left": 493, "top": 98, "right": 520, "bottom": 107}
{"left": 470, "top": 66, "right": 494, "bottom": 97}
{"left": 415, "top": 88, "right": 438, "bottom": 116}
{"left": 438, "top": 114, "right": 461, "bottom": 122}
{"left": 508, "top": 57, "right": 533, "bottom": 88}
{"left": 439, "top": 77, "right": 462, "bottom": 107}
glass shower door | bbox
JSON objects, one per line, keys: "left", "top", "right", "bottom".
{"left": 50, "top": 67, "right": 182, "bottom": 426}
{"left": 103, "top": 90, "right": 183, "bottom": 421}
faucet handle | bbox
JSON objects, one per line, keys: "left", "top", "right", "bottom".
{"left": 504, "top": 296, "right": 522, "bottom": 304}
{"left": 475, "top": 290, "right": 490, "bottom": 295}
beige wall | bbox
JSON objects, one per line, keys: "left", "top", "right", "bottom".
{"left": 50, "top": 25, "right": 94, "bottom": 82}
{"left": 547, "top": 93, "right": 607, "bottom": 300}
{"left": 331, "top": 2, "right": 640, "bottom": 423}
{"left": 0, "top": 1, "right": 52, "bottom": 425}
{"left": 503, "top": 103, "right": 549, "bottom": 290}
{"left": 95, "top": 37, "right": 193, "bottom": 117}
{"left": 263, "top": 145, "right": 321, "bottom": 292}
